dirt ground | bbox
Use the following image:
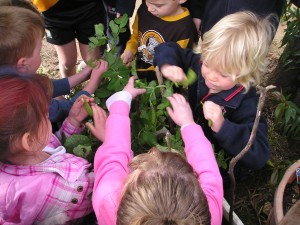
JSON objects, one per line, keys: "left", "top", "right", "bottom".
{"left": 39, "top": 15, "right": 295, "bottom": 225}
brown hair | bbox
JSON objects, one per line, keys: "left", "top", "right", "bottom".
{"left": 117, "top": 148, "right": 211, "bottom": 225}
{"left": 0, "top": 74, "right": 52, "bottom": 160}
{"left": 0, "top": 0, "right": 40, "bottom": 13}
{"left": 0, "top": 4, "right": 44, "bottom": 66}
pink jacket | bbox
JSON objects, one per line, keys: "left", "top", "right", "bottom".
{"left": 93, "top": 96, "right": 223, "bottom": 225}
{"left": 0, "top": 120, "right": 94, "bottom": 225}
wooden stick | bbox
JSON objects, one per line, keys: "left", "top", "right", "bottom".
{"left": 228, "top": 85, "right": 276, "bottom": 224}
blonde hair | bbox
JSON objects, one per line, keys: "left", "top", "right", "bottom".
{"left": 117, "top": 148, "right": 210, "bottom": 225}
{"left": 201, "top": 11, "right": 277, "bottom": 92}
{"left": 0, "top": 5, "right": 44, "bottom": 66}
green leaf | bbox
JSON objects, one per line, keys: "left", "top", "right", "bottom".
{"left": 275, "top": 103, "right": 285, "bottom": 123}
{"left": 89, "top": 37, "right": 100, "bottom": 45}
{"left": 119, "top": 27, "right": 127, "bottom": 33}
{"left": 163, "top": 88, "right": 173, "bottom": 98}
{"left": 107, "top": 78, "right": 121, "bottom": 91}
{"left": 64, "top": 135, "right": 91, "bottom": 152}
{"left": 109, "top": 20, "right": 119, "bottom": 36}
{"left": 141, "top": 131, "right": 157, "bottom": 146}
{"left": 104, "top": 52, "right": 116, "bottom": 66}
{"left": 119, "top": 14, "right": 129, "bottom": 28}
{"left": 178, "top": 68, "right": 197, "bottom": 86}
{"left": 73, "top": 145, "right": 92, "bottom": 158}
{"left": 94, "top": 88, "right": 113, "bottom": 98}
{"left": 95, "top": 24, "right": 105, "bottom": 36}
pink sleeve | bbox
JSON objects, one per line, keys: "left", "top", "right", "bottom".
{"left": 181, "top": 124, "right": 223, "bottom": 225}
{"left": 92, "top": 101, "right": 133, "bottom": 225}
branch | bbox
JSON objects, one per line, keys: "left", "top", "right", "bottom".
{"left": 228, "top": 85, "right": 276, "bottom": 224}
{"left": 155, "top": 66, "right": 165, "bottom": 95}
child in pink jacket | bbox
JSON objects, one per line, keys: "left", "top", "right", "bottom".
{"left": 0, "top": 74, "right": 106, "bottom": 224}
{"left": 90, "top": 77, "right": 223, "bottom": 225}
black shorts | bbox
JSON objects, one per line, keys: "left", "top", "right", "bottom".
{"left": 43, "top": 0, "right": 106, "bottom": 45}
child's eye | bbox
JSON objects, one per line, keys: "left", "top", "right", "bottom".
{"left": 153, "top": 4, "right": 163, "bottom": 7}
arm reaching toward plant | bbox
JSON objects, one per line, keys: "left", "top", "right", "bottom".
{"left": 83, "top": 60, "right": 108, "bottom": 94}
{"left": 167, "top": 93, "right": 223, "bottom": 225}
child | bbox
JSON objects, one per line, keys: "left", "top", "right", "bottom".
{"left": 0, "top": 4, "right": 108, "bottom": 123}
{"left": 30, "top": 0, "right": 106, "bottom": 78}
{"left": 120, "top": 0, "right": 195, "bottom": 81}
{"left": 90, "top": 77, "right": 223, "bottom": 225}
{"left": 0, "top": 73, "right": 106, "bottom": 224}
{"left": 154, "top": 11, "right": 276, "bottom": 171}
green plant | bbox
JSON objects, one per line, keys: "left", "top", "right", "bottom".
{"left": 271, "top": 91, "right": 300, "bottom": 141}
{"left": 279, "top": 1, "right": 300, "bottom": 71}
{"left": 64, "top": 15, "right": 184, "bottom": 160}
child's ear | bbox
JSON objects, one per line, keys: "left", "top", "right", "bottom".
{"left": 179, "top": 0, "right": 187, "bottom": 4}
{"left": 16, "top": 57, "right": 28, "bottom": 74}
{"left": 20, "top": 132, "right": 34, "bottom": 152}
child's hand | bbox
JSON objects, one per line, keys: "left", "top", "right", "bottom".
{"left": 160, "top": 64, "right": 187, "bottom": 83}
{"left": 121, "top": 50, "right": 134, "bottom": 66}
{"left": 166, "top": 93, "right": 194, "bottom": 127}
{"left": 68, "top": 95, "right": 93, "bottom": 128}
{"left": 86, "top": 105, "right": 107, "bottom": 142}
{"left": 203, "top": 101, "right": 224, "bottom": 132}
{"left": 90, "top": 60, "right": 108, "bottom": 84}
{"left": 123, "top": 76, "right": 146, "bottom": 99}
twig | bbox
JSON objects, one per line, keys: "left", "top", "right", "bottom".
{"left": 155, "top": 66, "right": 165, "bottom": 96}
{"left": 165, "top": 131, "right": 172, "bottom": 151}
{"left": 228, "top": 85, "right": 276, "bottom": 224}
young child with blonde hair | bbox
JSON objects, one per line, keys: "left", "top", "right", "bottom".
{"left": 154, "top": 11, "right": 276, "bottom": 172}
{"left": 90, "top": 77, "right": 223, "bottom": 225}
{"left": 0, "top": 73, "right": 106, "bottom": 224}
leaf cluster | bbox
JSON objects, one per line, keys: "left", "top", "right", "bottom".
{"left": 271, "top": 91, "right": 300, "bottom": 141}
{"left": 279, "top": 2, "right": 300, "bottom": 71}
{"left": 66, "top": 15, "right": 185, "bottom": 161}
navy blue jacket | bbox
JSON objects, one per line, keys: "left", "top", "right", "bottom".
{"left": 184, "top": 0, "right": 284, "bottom": 37}
{"left": 154, "top": 42, "right": 270, "bottom": 170}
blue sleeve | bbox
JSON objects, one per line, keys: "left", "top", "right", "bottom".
{"left": 214, "top": 93, "right": 270, "bottom": 169}
{"left": 49, "top": 90, "right": 90, "bottom": 123}
{"left": 51, "top": 78, "right": 70, "bottom": 98}
{"left": 154, "top": 42, "right": 200, "bottom": 73}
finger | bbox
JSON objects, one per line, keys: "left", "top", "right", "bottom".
{"left": 136, "top": 88, "right": 146, "bottom": 95}
{"left": 166, "top": 107, "right": 175, "bottom": 120}
{"left": 85, "top": 122, "right": 98, "bottom": 137}
{"left": 167, "top": 95, "right": 177, "bottom": 108}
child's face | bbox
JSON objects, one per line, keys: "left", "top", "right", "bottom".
{"left": 25, "top": 38, "right": 42, "bottom": 74}
{"left": 201, "top": 63, "right": 237, "bottom": 93}
{"left": 145, "top": 0, "right": 182, "bottom": 18}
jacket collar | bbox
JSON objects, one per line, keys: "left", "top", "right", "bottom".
{"left": 201, "top": 85, "right": 245, "bottom": 109}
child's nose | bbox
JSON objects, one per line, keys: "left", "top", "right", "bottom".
{"left": 147, "top": 5, "right": 155, "bottom": 12}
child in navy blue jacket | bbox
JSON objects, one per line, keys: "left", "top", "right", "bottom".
{"left": 154, "top": 11, "right": 276, "bottom": 171}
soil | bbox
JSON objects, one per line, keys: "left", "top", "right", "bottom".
{"left": 283, "top": 181, "right": 300, "bottom": 214}
{"left": 39, "top": 19, "right": 298, "bottom": 225}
